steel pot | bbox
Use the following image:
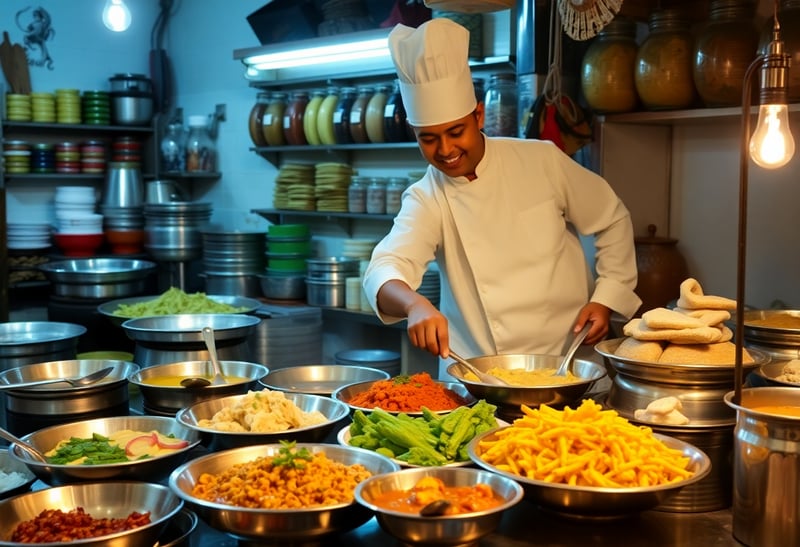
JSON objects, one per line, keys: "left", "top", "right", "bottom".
{"left": 38, "top": 258, "right": 157, "bottom": 299}
{"left": 0, "top": 321, "right": 86, "bottom": 370}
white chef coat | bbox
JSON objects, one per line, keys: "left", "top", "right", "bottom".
{"left": 363, "top": 136, "right": 641, "bottom": 378}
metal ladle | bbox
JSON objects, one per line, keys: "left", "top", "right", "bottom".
{"left": 0, "top": 366, "right": 114, "bottom": 391}
{"left": 420, "top": 499, "right": 452, "bottom": 517}
{"left": 0, "top": 426, "right": 47, "bottom": 463}
{"left": 180, "top": 326, "right": 227, "bottom": 389}
{"left": 554, "top": 323, "right": 591, "bottom": 377}
{"left": 449, "top": 350, "right": 508, "bottom": 386}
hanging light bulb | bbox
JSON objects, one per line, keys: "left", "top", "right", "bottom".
{"left": 748, "top": 14, "right": 794, "bottom": 169}
{"left": 103, "top": 0, "right": 132, "bottom": 32}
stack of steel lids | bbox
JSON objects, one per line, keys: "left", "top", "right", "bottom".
{"left": 200, "top": 230, "right": 266, "bottom": 297}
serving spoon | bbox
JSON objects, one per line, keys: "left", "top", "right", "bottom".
{"left": 554, "top": 324, "right": 591, "bottom": 377}
{"left": 420, "top": 499, "right": 452, "bottom": 517}
{"left": 181, "top": 326, "right": 227, "bottom": 388}
{"left": 0, "top": 366, "right": 114, "bottom": 391}
{"left": 449, "top": 350, "right": 508, "bottom": 386}
{"left": 0, "top": 426, "right": 47, "bottom": 463}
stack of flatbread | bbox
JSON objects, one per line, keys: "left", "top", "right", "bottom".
{"left": 617, "top": 278, "right": 754, "bottom": 364}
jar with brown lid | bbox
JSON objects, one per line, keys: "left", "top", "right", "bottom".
{"left": 262, "top": 91, "right": 287, "bottom": 146}
{"left": 248, "top": 92, "right": 269, "bottom": 147}
{"left": 349, "top": 86, "right": 374, "bottom": 144}
{"left": 333, "top": 86, "right": 357, "bottom": 144}
{"left": 634, "top": 224, "right": 690, "bottom": 315}
{"left": 635, "top": 9, "right": 696, "bottom": 110}
{"left": 365, "top": 85, "right": 389, "bottom": 143}
{"left": 284, "top": 91, "right": 310, "bottom": 146}
{"left": 694, "top": 0, "right": 759, "bottom": 107}
{"left": 758, "top": 0, "right": 800, "bottom": 102}
{"left": 581, "top": 16, "right": 639, "bottom": 113}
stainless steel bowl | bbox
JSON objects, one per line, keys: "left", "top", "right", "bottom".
{"left": 0, "top": 321, "right": 86, "bottom": 369}
{"left": 0, "top": 449, "right": 36, "bottom": 500}
{"left": 354, "top": 467, "right": 523, "bottom": 545}
{"left": 128, "top": 360, "right": 269, "bottom": 414}
{"left": 258, "top": 273, "right": 306, "bottom": 300}
{"left": 0, "top": 481, "right": 182, "bottom": 547}
{"left": 38, "top": 258, "right": 157, "bottom": 299}
{"left": 121, "top": 313, "right": 261, "bottom": 344}
{"left": 168, "top": 443, "right": 399, "bottom": 542}
{"left": 751, "top": 360, "right": 800, "bottom": 387}
{"left": 175, "top": 390, "right": 350, "bottom": 450}
{"left": 98, "top": 294, "right": 262, "bottom": 327}
{"left": 446, "top": 354, "right": 606, "bottom": 419}
{"left": 741, "top": 309, "right": 800, "bottom": 346}
{"left": 157, "top": 507, "right": 197, "bottom": 547}
{"left": 10, "top": 415, "right": 202, "bottom": 485}
{"left": 469, "top": 427, "right": 711, "bottom": 518}
{"left": 260, "top": 364, "right": 390, "bottom": 395}
{"left": 331, "top": 379, "right": 476, "bottom": 416}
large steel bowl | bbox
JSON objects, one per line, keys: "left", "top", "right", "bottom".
{"left": 469, "top": 427, "right": 711, "bottom": 518}
{"left": 38, "top": 258, "right": 157, "bottom": 299}
{"left": 168, "top": 443, "right": 399, "bottom": 542}
{"left": 0, "top": 321, "right": 86, "bottom": 369}
{"left": 0, "top": 481, "right": 182, "bottom": 547}
{"left": 0, "top": 449, "right": 36, "bottom": 500}
{"left": 10, "top": 415, "right": 202, "bottom": 485}
{"left": 260, "top": 364, "right": 390, "bottom": 395}
{"left": 121, "top": 313, "right": 261, "bottom": 344}
{"left": 446, "top": 354, "right": 606, "bottom": 419}
{"left": 354, "top": 467, "right": 523, "bottom": 545}
{"left": 331, "top": 379, "right": 476, "bottom": 416}
{"left": 128, "top": 360, "right": 269, "bottom": 415}
{"left": 98, "top": 294, "right": 262, "bottom": 327}
{"left": 751, "top": 360, "right": 800, "bottom": 387}
{"left": 175, "top": 390, "right": 349, "bottom": 450}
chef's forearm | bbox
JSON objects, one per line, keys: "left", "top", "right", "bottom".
{"left": 376, "top": 279, "right": 428, "bottom": 318}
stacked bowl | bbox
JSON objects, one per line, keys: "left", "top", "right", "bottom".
{"left": 260, "top": 224, "right": 312, "bottom": 300}
{"left": 7, "top": 223, "right": 52, "bottom": 251}
{"left": 200, "top": 230, "right": 266, "bottom": 297}
{"left": 101, "top": 161, "right": 145, "bottom": 254}
{"left": 53, "top": 186, "right": 104, "bottom": 256}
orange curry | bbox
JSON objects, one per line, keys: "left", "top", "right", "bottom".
{"left": 371, "top": 476, "right": 503, "bottom": 515}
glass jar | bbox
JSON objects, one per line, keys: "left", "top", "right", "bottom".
{"left": 384, "top": 80, "right": 410, "bottom": 143}
{"left": 284, "top": 91, "right": 310, "bottom": 145}
{"left": 473, "top": 77, "right": 486, "bottom": 104}
{"left": 484, "top": 72, "right": 518, "bottom": 137}
{"left": 759, "top": 0, "right": 800, "bottom": 102}
{"left": 581, "top": 16, "right": 639, "bottom": 113}
{"left": 694, "top": 0, "right": 758, "bottom": 107}
{"left": 248, "top": 92, "right": 269, "bottom": 147}
{"left": 349, "top": 86, "right": 374, "bottom": 144}
{"left": 317, "top": 86, "right": 339, "bottom": 146}
{"left": 160, "top": 121, "right": 185, "bottom": 172}
{"left": 262, "top": 92, "right": 287, "bottom": 146}
{"left": 348, "top": 175, "right": 369, "bottom": 213}
{"left": 333, "top": 86, "right": 357, "bottom": 144}
{"left": 303, "top": 90, "right": 326, "bottom": 146}
{"left": 635, "top": 9, "right": 696, "bottom": 110}
{"left": 185, "top": 115, "right": 216, "bottom": 172}
{"left": 385, "top": 177, "right": 407, "bottom": 215}
{"left": 365, "top": 85, "right": 389, "bottom": 144}
{"left": 366, "top": 177, "right": 387, "bottom": 214}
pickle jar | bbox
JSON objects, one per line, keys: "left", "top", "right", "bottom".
{"left": 284, "top": 91, "right": 310, "bottom": 146}
{"left": 262, "top": 91, "right": 287, "bottom": 146}
{"left": 384, "top": 80, "right": 410, "bottom": 143}
{"left": 484, "top": 73, "right": 518, "bottom": 137}
{"left": 348, "top": 175, "right": 369, "bottom": 213}
{"left": 333, "top": 86, "right": 357, "bottom": 145}
{"left": 581, "top": 16, "right": 639, "bottom": 113}
{"left": 349, "top": 86, "right": 374, "bottom": 144}
{"left": 365, "top": 84, "right": 389, "bottom": 143}
{"left": 317, "top": 86, "right": 339, "bottom": 146}
{"left": 185, "top": 115, "right": 216, "bottom": 173}
{"left": 366, "top": 177, "right": 387, "bottom": 214}
{"left": 248, "top": 92, "right": 269, "bottom": 147}
{"left": 385, "top": 177, "right": 407, "bottom": 215}
{"left": 758, "top": 0, "right": 800, "bottom": 102}
{"left": 635, "top": 9, "right": 696, "bottom": 110}
{"left": 303, "top": 90, "right": 326, "bottom": 146}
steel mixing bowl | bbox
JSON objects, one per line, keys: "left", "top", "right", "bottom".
{"left": 446, "top": 354, "right": 606, "bottom": 418}
{"left": 0, "top": 449, "right": 36, "bottom": 501}
{"left": 468, "top": 427, "right": 711, "bottom": 518}
{"left": 121, "top": 313, "right": 261, "bottom": 344}
{"left": 260, "top": 364, "right": 390, "bottom": 395}
{"left": 98, "top": 294, "right": 262, "bottom": 327}
{"left": 331, "top": 379, "right": 476, "bottom": 416}
{"left": 168, "top": 443, "right": 399, "bottom": 542}
{"left": 175, "top": 390, "right": 349, "bottom": 450}
{"left": 751, "top": 360, "right": 800, "bottom": 387}
{"left": 0, "top": 481, "right": 182, "bottom": 547}
{"left": 354, "top": 466, "right": 523, "bottom": 545}
{"left": 10, "top": 415, "right": 202, "bottom": 485}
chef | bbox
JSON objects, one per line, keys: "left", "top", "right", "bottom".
{"left": 362, "top": 17, "right": 641, "bottom": 378}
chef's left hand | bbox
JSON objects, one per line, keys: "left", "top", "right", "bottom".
{"left": 574, "top": 302, "right": 611, "bottom": 345}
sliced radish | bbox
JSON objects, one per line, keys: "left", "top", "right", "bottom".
{"left": 125, "top": 433, "right": 157, "bottom": 457}
{"left": 156, "top": 436, "right": 189, "bottom": 450}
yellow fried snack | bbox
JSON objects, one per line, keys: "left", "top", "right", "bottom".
{"left": 476, "top": 399, "right": 693, "bottom": 488}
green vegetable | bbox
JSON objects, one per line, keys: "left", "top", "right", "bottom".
{"left": 271, "top": 440, "right": 313, "bottom": 469}
{"left": 46, "top": 433, "right": 129, "bottom": 465}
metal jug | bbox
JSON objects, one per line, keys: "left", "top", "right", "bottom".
{"left": 146, "top": 179, "right": 185, "bottom": 203}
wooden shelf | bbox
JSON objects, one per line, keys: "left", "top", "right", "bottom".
{"left": 599, "top": 103, "right": 800, "bottom": 126}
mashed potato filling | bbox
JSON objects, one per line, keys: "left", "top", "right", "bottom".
{"left": 198, "top": 389, "right": 327, "bottom": 432}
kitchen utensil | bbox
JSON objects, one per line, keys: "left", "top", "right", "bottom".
{"left": 0, "top": 427, "right": 47, "bottom": 463}
{"left": 0, "top": 366, "right": 113, "bottom": 391}
{"left": 419, "top": 499, "right": 452, "bottom": 517}
{"left": 554, "top": 323, "right": 590, "bottom": 376}
{"left": 449, "top": 350, "right": 508, "bottom": 386}
{"left": 180, "top": 376, "right": 211, "bottom": 388}
{"left": 202, "top": 326, "right": 226, "bottom": 385}
{"left": 260, "top": 364, "right": 390, "bottom": 396}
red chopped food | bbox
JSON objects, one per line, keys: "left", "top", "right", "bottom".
{"left": 10, "top": 507, "right": 151, "bottom": 543}
{"left": 347, "top": 372, "right": 468, "bottom": 412}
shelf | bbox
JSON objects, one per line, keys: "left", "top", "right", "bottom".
{"left": 3, "top": 172, "right": 156, "bottom": 184}
{"left": 253, "top": 142, "right": 419, "bottom": 154}
{"left": 159, "top": 171, "right": 222, "bottom": 181}
{"left": 1, "top": 121, "right": 153, "bottom": 134}
{"left": 599, "top": 102, "right": 800, "bottom": 126}
{"left": 252, "top": 208, "right": 394, "bottom": 225}
{"left": 321, "top": 306, "right": 405, "bottom": 329}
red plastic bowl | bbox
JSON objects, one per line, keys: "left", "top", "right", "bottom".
{"left": 105, "top": 229, "right": 144, "bottom": 255}
{"left": 52, "top": 232, "right": 105, "bottom": 257}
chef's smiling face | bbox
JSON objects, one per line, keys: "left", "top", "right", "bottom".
{"left": 412, "top": 104, "right": 486, "bottom": 181}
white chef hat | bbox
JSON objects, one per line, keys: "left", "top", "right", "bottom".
{"left": 388, "top": 18, "right": 477, "bottom": 127}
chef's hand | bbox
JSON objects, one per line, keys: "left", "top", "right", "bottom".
{"left": 575, "top": 302, "right": 611, "bottom": 345}
{"left": 376, "top": 279, "right": 450, "bottom": 357}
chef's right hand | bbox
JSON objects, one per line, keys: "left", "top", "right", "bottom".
{"left": 406, "top": 299, "right": 450, "bottom": 358}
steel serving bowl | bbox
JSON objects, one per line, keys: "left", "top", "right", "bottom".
{"left": 260, "top": 364, "right": 390, "bottom": 395}
{"left": 128, "top": 360, "right": 269, "bottom": 414}
{"left": 331, "top": 379, "right": 476, "bottom": 416}
{"left": 157, "top": 507, "right": 198, "bottom": 547}
{"left": 468, "top": 427, "right": 711, "bottom": 518}
{"left": 121, "top": 313, "right": 261, "bottom": 344}
{"left": 0, "top": 449, "right": 35, "bottom": 501}
{"left": 0, "top": 481, "right": 182, "bottom": 547}
{"left": 175, "top": 390, "right": 350, "bottom": 450}
{"left": 354, "top": 466, "right": 523, "bottom": 545}
{"left": 98, "top": 294, "right": 262, "bottom": 327}
{"left": 0, "top": 321, "right": 86, "bottom": 366}
{"left": 38, "top": 258, "right": 157, "bottom": 299}
{"left": 751, "top": 360, "right": 800, "bottom": 387}
{"left": 10, "top": 415, "right": 202, "bottom": 485}
{"left": 168, "top": 443, "right": 399, "bottom": 542}
{"left": 446, "top": 354, "right": 606, "bottom": 418}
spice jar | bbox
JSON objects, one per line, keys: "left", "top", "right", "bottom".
{"left": 303, "top": 90, "right": 326, "bottom": 146}
{"left": 185, "top": 115, "right": 216, "bottom": 173}
{"left": 365, "top": 84, "right": 389, "bottom": 143}
{"left": 758, "top": 0, "right": 800, "bottom": 102}
{"left": 284, "top": 91, "right": 310, "bottom": 146}
{"left": 384, "top": 80, "right": 410, "bottom": 143}
{"left": 349, "top": 86, "right": 374, "bottom": 144}
{"left": 635, "top": 9, "right": 696, "bottom": 110}
{"left": 581, "top": 16, "right": 639, "bottom": 113}
{"left": 262, "top": 92, "right": 287, "bottom": 146}
{"left": 248, "top": 92, "right": 269, "bottom": 147}
{"left": 694, "top": 0, "right": 758, "bottom": 107}
{"left": 160, "top": 121, "right": 185, "bottom": 173}
{"left": 385, "top": 177, "right": 407, "bottom": 215}
{"left": 484, "top": 73, "right": 518, "bottom": 137}
{"left": 333, "top": 87, "right": 357, "bottom": 145}
{"left": 317, "top": 86, "right": 339, "bottom": 146}
{"left": 366, "top": 177, "right": 387, "bottom": 214}
{"left": 348, "top": 175, "right": 369, "bottom": 213}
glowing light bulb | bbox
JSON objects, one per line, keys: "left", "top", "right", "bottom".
{"left": 749, "top": 103, "right": 795, "bottom": 169}
{"left": 103, "top": 0, "right": 131, "bottom": 32}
